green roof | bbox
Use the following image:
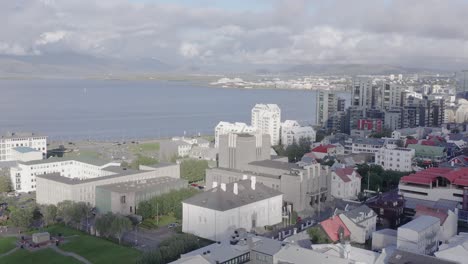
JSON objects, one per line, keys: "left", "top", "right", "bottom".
{"left": 407, "top": 144, "right": 445, "bottom": 156}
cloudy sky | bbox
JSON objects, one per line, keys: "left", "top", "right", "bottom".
{"left": 2, "top": 0, "right": 468, "bottom": 70}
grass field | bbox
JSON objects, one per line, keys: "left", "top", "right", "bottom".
{"left": 0, "top": 248, "right": 82, "bottom": 264}
{"left": 0, "top": 236, "right": 16, "bottom": 254}
{"left": 130, "top": 142, "right": 160, "bottom": 153}
{"left": 13, "top": 225, "right": 141, "bottom": 264}
{"left": 140, "top": 214, "right": 177, "bottom": 230}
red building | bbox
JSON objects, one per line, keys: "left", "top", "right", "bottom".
{"left": 356, "top": 119, "right": 383, "bottom": 132}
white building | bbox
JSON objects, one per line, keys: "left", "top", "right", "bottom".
{"left": 251, "top": 104, "right": 281, "bottom": 145}
{"left": 10, "top": 157, "right": 120, "bottom": 193}
{"left": 0, "top": 132, "right": 47, "bottom": 161}
{"left": 381, "top": 83, "right": 403, "bottom": 109}
{"left": 316, "top": 91, "right": 338, "bottom": 127}
{"left": 339, "top": 205, "right": 377, "bottom": 244}
{"left": 435, "top": 233, "right": 468, "bottom": 263}
{"left": 11, "top": 147, "right": 43, "bottom": 162}
{"left": 182, "top": 178, "right": 283, "bottom": 241}
{"left": 331, "top": 167, "right": 361, "bottom": 200}
{"left": 375, "top": 144, "right": 415, "bottom": 172}
{"left": 414, "top": 205, "right": 458, "bottom": 243}
{"left": 397, "top": 215, "right": 440, "bottom": 255}
{"left": 214, "top": 122, "right": 257, "bottom": 148}
{"left": 280, "top": 120, "right": 316, "bottom": 147}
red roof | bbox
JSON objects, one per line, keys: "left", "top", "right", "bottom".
{"left": 320, "top": 216, "right": 351, "bottom": 242}
{"left": 400, "top": 167, "right": 468, "bottom": 187}
{"left": 311, "top": 144, "right": 336, "bottom": 153}
{"left": 334, "top": 167, "right": 360, "bottom": 182}
{"left": 414, "top": 205, "right": 448, "bottom": 224}
{"left": 405, "top": 138, "right": 418, "bottom": 147}
{"left": 421, "top": 140, "right": 437, "bottom": 146}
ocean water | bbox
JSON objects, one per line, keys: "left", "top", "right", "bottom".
{"left": 0, "top": 79, "right": 349, "bottom": 140}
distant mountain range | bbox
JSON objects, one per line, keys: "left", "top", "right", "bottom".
{"left": 0, "top": 53, "right": 447, "bottom": 78}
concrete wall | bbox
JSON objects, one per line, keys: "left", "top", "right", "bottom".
{"left": 218, "top": 134, "right": 270, "bottom": 170}
{"left": 398, "top": 183, "right": 463, "bottom": 203}
{"left": 182, "top": 195, "right": 282, "bottom": 241}
{"left": 397, "top": 218, "right": 440, "bottom": 255}
{"left": 372, "top": 230, "right": 397, "bottom": 250}
{"left": 440, "top": 210, "right": 458, "bottom": 242}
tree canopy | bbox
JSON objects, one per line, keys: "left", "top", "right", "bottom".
{"left": 357, "top": 164, "right": 412, "bottom": 192}
{"left": 137, "top": 234, "right": 202, "bottom": 264}
{"left": 180, "top": 159, "right": 209, "bottom": 183}
{"left": 138, "top": 188, "right": 199, "bottom": 220}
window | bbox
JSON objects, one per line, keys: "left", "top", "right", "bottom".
{"left": 120, "top": 196, "right": 126, "bottom": 204}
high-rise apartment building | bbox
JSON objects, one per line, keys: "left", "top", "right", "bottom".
{"left": 352, "top": 78, "right": 373, "bottom": 108}
{"left": 316, "top": 91, "right": 337, "bottom": 127}
{"left": 251, "top": 104, "right": 281, "bottom": 145}
{"left": 381, "top": 83, "right": 403, "bottom": 109}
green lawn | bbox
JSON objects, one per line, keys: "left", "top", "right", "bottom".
{"left": 64, "top": 150, "right": 103, "bottom": 160}
{"left": 140, "top": 214, "right": 177, "bottom": 230}
{"left": 130, "top": 142, "right": 160, "bottom": 153}
{"left": 26, "top": 225, "right": 141, "bottom": 264}
{"left": 0, "top": 236, "right": 16, "bottom": 254}
{"left": 0, "top": 248, "right": 82, "bottom": 264}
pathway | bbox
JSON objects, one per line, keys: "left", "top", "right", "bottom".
{"left": 0, "top": 247, "right": 19, "bottom": 258}
{"left": 50, "top": 246, "right": 92, "bottom": 264}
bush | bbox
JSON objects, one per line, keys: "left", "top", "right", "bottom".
{"left": 180, "top": 159, "right": 209, "bottom": 183}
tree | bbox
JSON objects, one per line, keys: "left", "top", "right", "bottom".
{"left": 110, "top": 215, "right": 132, "bottom": 244}
{"left": 369, "top": 128, "right": 392, "bottom": 139}
{"left": 0, "top": 175, "right": 12, "bottom": 193}
{"left": 307, "top": 227, "right": 330, "bottom": 244}
{"left": 95, "top": 212, "right": 116, "bottom": 238}
{"left": 41, "top": 204, "right": 57, "bottom": 227}
{"left": 396, "top": 139, "right": 405, "bottom": 148}
{"left": 180, "top": 159, "right": 209, "bottom": 183}
{"left": 9, "top": 207, "right": 33, "bottom": 231}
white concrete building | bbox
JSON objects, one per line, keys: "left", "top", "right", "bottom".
{"left": 331, "top": 167, "right": 361, "bottom": 200}
{"left": 214, "top": 122, "right": 257, "bottom": 148}
{"left": 372, "top": 229, "right": 397, "bottom": 251}
{"left": 36, "top": 162, "right": 180, "bottom": 206}
{"left": 397, "top": 215, "right": 440, "bottom": 255}
{"left": 280, "top": 120, "right": 316, "bottom": 147}
{"left": 251, "top": 104, "right": 281, "bottom": 145}
{"left": 11, "top": 147, "right": 43, "bottom": 162}
{"left": 339, "top": 205, "right": 377, "bottom": 244}
{"left": 435, "top": 233, "right": 468, "bottom": 263}
{"left": 10, "top": 157, "right": 120, "bottom": 193}
{"left": 0, "top": 132, "right": 47, "bottom": 161}
{"left": 182, "top": 178, "right": 283, "bottom": 241}
{"left": 414, "top": 205, "right": 458, "bottom": 243}
{"left": 375, "top": 144, "right": 415, "bottom": 172}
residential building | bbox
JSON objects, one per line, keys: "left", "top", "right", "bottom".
{"left": 330, "top": 167, "right": 361, "bottom": 200}
{"left": 372, "top": 228, "right": 398, "bottom": 251}
{"left": 159, "top": 139, "right": 192, "bottom": 160}
{"left": 310, "top": 144, "right": 337, "bottom": 160}
{"left": 389, "top": 249, "right": 458, "bottom": 264}
{"left": 399, "top": 167, "right": 468, "bottom": 205}
{"left": 35, "top": 162, "right": 180, "bottom": 206}
{"left": 375, "top": 144, "right": 415, "bottom": 172}
{"left": 351, "top": 77, "right": 373, "bottom": 108}
{"left": 10, "top": 157, "right": 120, "bottom": 193}
{"left": 346, "top": 137, "right": 386, "bottom": 154}
{"left": 251, "top": 104, "right": 281, "bottom": 145}
{"left": 274, "top": 244, "right": 354, "bottom": 264}
{"left": 381, "top": 83, "right": 403, "bottom": 110}
{"left": 214, "top": 122, "right": 257, "bottom": 148}
{"left": 316, "top": 90, "right": 338, "bottom": 127}
{"left": 189, "top": 146, "right": 217, "bottom": 161}
{"left": 366, "top": 191, "right": 405, "bottom": 228}
{"left": 414, "top": 205, "right": 457, "bottom": 243}
{"left": 407, "top": 144, "right": 447, "bottom": 163}
{"left": 311, "top": 242, "right": 382, "bottom": 264}
{"left": 397, "top": 215, "right": 440, "bottom": 255}
{"left": 356, "top": 118, "right": 383, "bottom": 133}
{"left": 384, "top": 108, "right": 403, "bottom": 130}
{"left": 206, "top": 159, "right": 329, "bottom": 212}
{"left": 435, "top": 233, "right": 468, "bottom": 263}
{"left": 338, "top": 205, "right": 377, "bottom": 244}
{"left": 182, "top": 178, "right": 283, "bottom": 241}
{"left": 95, "top": 177, "right": 188, "bottom": 215}
{"left": 0, "top": 132, "right": 47, "bottom": 161}
{"left": 320, "top": 215, "right": 351, "bottom": 243}
{"left": 218, "top": 133, "right": 270, "bottom": 170}
{"left": 280, "top": 120, "right": 316, "bottom": 147}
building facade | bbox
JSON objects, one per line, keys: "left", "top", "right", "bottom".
{"left": 397, "top": 215, "right": 440, "bottom": 255}
{"left": 280, "top": 120, "right": 316, "bottom": 147}
{"left": 251, "top": 104, "right": 281, "bottom": 145}
{"left": 375, "top": 144, "right": 415, "bottom": 172}
{"left": 0, "top": 132, "right": 47, "bottom": 161}
{"left": 214, "top": 122, "right": 257, "bottom": 148}
{"left": 330, "top": 167, "right": 361, "bottom": 200}
{"left": 218, "top": 133, "right": 270, "bottom": 170}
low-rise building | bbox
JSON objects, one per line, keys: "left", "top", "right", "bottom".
{"left": 320, "top": 216, "right": 351, "bottom": 243}
{"left": 0, "top": 132, "right": 47, "bottom": 161}
{"left": 366, "top": 191, "right": 405, "bottom": 228}
{"left": 346, "top": 137, "right": 386, "bottom": 154}
{"left": 182, "top": 178, "right": 283, "bottom": 241}
{"left": 280, "top": 120, "right": 316, "bottom": 147}
{"left": 338, "top": 205, "right": 377, "bottom": 244}
{"left": 331, "top": 167, "right": 361, "bottom": 200}
{"left": 159, "top": 140, "right": 192, "bottom": 160}
{"left": 414, "top": 205, "right": 457, "bottom": 243}
{"left": 310, "top": 144, "right": 337, "bottom": 160}
{"left": 375, "top": 144, "right": 415, "bottom": 172}
{"left": 407, "top": 144, "right": 447, "bottom": 163}
{"left": 11, "top": 147, "right": 43, "bottom": 162}
{"left": 188, "top": 146, "right": 217, "bottom": 161}
{"left": 435, "top": 233, "right": 468, "bottom": 263}
{"left": 36, "top": 162, "right": 180, "bottom": 206}
{"left": 397, "top": 215, "right": 440, "bottom": 255}
{"left": 372, "top": 228, "right": 398, "bottom": 251}
{"left": 95, "top": 177, "right": 188, "bottom": 215}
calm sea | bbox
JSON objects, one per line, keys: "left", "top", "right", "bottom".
{"left": 0, "top": 79, "right": 349, "bottom": 140}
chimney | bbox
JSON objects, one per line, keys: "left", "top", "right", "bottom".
{"left": 242, "top": 174, "right": 248, "bottom": 180}
{"left": 212, "top": 181, "right": 218, "bottom": 188}
{"left": 221, "top": 183, "right": 226, "bottom": 191}
{"left": 251, "top": 176, "right": 256, "bottom": 190}
{"left": 233, "top": 183, "right": 238, "bottom": 195}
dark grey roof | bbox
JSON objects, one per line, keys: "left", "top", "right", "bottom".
{"left": 210, "top": 167, "right": 281, "bottom": 180}
{"left": 388, "top": 249, "right": 458, "bottom": 264}
{"left": 251, "top": 237, "right": 282, "bottom": 256}
{"left": 342, "top": 205, "right": 375, "bottom": 222}
{"left": 183, "top": 180, "right": 282, "bottom": 211}
{"left": 351, "top": 137, "right": 386, "bottom": 145}
{"left": 404, "top": 197, "right": 458, "bottom": 211}
{"left": 248, "top": 160, "right": 301, "bottom": 171}
{"left": 1, "top": 132, "right": 46, "bottom": 139}
{"left": 96, "top": 177, "right": 187, "bottom": 193}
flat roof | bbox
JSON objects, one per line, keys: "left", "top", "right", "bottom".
{"left": 389, "top": 249, "right": 458, "bottom": 264}
{"left": 210, "top": 167, "right": 281, "bottom": 180}
{"left": 398, "top": 215, "right": 440, "bottom": 232}
{"left": 22, "top": 156, "right": 114, "bottom": 167}
{"left": 1, "top": 132, "right": 46, "bottom": 139}
{"left": 13, "top": 147, "right": 41, "bottom": 153}
{"left": 248, "top": 160, "right": 301, "bottom": 171}
{"left": 96, "top": 176, "right": 187, "bottom": 193}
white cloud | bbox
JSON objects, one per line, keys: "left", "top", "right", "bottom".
{"left": 179, "top": 42, "right": 200, "bottom": 58}
{"left": 0, "top": 42, "right": 29, "bottom": 56}
{"left": 35, "top": 31, "right": 68, "bottom": 45}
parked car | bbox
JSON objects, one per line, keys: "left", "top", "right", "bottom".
{"left": 198, "top": 186, "right": 205, "bottom": 190}
{"left": 190, "top": 183, "right": 198, "bottom": 187}
{"left": 168, "top": 223, "right": 179, "bottom": 228}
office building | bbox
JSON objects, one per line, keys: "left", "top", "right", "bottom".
{"left": 251, "top": 104, "right": 281, "bottom": 145}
